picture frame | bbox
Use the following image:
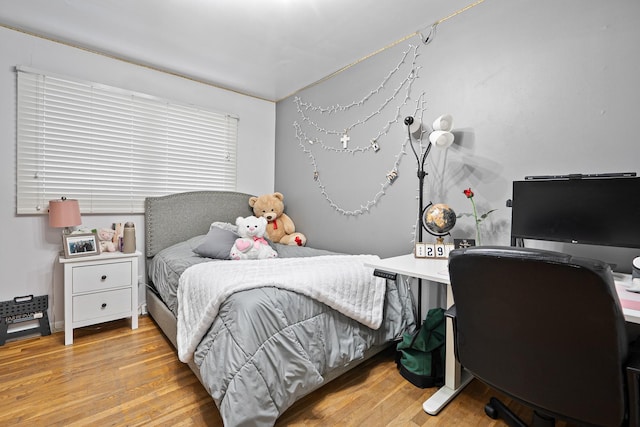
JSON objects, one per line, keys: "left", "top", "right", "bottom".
{"left": 63, "top": 232, "right": 101, "bottom": 258}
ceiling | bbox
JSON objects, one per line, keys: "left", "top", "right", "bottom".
{"left": 0, "top": 0, "right": 472, "bottom": 102}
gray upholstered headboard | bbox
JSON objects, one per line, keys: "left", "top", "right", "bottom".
{"left": 144, "top": 190, "right": 254, "bottom": 259}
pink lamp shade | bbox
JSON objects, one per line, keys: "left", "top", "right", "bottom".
{"left": 48, "top": 198, "right": 82, "bottom": 229}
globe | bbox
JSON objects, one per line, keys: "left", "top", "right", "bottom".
{"left": 423, "top": 203, "right": 456, "bottom": 236}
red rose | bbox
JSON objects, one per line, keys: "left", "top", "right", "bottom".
{"left": 463, "top": 188, "right": 474, "bottom": 198}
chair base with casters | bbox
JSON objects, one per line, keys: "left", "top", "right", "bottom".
{"left": 477, "top": 353, "right": 640, "bottom": 427}
{"left": 485, "top": 396, "right": 554, "bottom": 427}
{"left": 445, "top": 246, "right": 640, "bottom": 427}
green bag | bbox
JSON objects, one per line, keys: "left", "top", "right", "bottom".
{"left": 396, "top": 307, "right": 446, "bottom": 388}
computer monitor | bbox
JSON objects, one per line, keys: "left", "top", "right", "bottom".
{"left": 510, "top": 174, "right": 640, "bottom": 249}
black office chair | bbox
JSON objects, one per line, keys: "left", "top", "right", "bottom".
{"left": 446, "top": 246, "right": 640, "bottom": 427}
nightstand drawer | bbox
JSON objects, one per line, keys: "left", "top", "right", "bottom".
{"left": 72, "top": 261, "right": 132, "bottom": 293}
{"left": 72, "top": 288, "right": 132, "bottom": 322}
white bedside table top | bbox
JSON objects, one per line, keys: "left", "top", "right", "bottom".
{"left": 58, "top": 250, "right": 142, "bottom": 264}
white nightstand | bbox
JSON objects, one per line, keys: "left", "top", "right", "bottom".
{"left": 59, "top": 251, "right": 141, "bottom": 345}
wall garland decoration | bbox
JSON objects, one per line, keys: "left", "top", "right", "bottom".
{"left": 291, "top": 0, "right": 485, "bottom": 217}
{"left": 294, "top": 44, "right": 419, "bottom": 118}
{"left": 293, "top": 95, "right": 427, "bottom": 216}
{"left": 294, "top": 44, "right": 420, "bottom": 154}
{"left": 292, "top": 35, "right": 428, "bottom": 217}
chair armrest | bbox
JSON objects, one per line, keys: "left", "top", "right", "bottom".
{"left": 626, "top": 350, "right": 640, "bottom": 427}
{"left": 444, "top": 305, "right": 461, "bottom": 362}
{"left": 444, "top": 305, "right": 456, "bottom": 319}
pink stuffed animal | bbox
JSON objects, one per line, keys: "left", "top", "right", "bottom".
{"left": 97, "top": 228, "right": 116, "bottom": 252}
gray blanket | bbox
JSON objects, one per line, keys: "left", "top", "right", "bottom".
{"left": 148, "top": 235, "right": 338, "bottom": 316}
{"left": 148, "top": 237, "right": 415, "bottom": 426}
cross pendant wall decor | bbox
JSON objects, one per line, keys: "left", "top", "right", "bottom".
{"left": 340, "top": 132, "right": 350, "bottom": 149}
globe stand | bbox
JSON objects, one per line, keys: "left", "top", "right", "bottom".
{"left": 416, "top": 202, "right": 455, "bottom": 259}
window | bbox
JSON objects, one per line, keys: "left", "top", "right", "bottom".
{"left": 16, "top": 66, "right": 238, "bottom": 214}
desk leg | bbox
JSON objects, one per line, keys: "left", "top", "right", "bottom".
{"left": 422, "top": 282, "right": 473, "bottom": 415}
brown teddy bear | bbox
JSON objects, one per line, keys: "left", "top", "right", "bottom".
{"left": 248, "top": 192, "right": 306, "bottom": 246}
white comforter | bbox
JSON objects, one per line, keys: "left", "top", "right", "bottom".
{"left": 177, "top": 254, "right": 385, "bottom": 362}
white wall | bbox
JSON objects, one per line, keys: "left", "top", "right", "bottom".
{"left": 275, "top": 0, "right": 640, "bottom": 270}
{"left": 0, "top": 26, "right": 276, "bottom": 330}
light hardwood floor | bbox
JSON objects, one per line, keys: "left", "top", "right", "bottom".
{"left": 0, "top": 316, "right": 572, "bottom": 426}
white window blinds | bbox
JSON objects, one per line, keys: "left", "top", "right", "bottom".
{"left": 16, "top": 66, "right": 238, "bottom": 214}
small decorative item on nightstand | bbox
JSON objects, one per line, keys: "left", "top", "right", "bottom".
{"left": 122, "top": 222, "right": 136, "bottom": 253}
{"left": 62, "top": 232, "right": 100, "bottom": 258}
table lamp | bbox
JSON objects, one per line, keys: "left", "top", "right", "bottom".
{"left": 48, "top": 197, "right": 82, "bottom": 235}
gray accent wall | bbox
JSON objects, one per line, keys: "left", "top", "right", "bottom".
{"left": 275, "top": 0, "right": 640, "bottom": 272}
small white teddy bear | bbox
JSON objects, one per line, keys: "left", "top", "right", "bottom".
{"left": 97, "top": 227, "right": 117, "bottom": 252}
{"left": 229, "top": 215, "right": 278, "bottom": 260}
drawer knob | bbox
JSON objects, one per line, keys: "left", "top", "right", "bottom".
{"left": 101, "top": 303, "right": 107, "bottom": 309}
{"left": 101, "top": 275, "right": 107, "bottom": 280}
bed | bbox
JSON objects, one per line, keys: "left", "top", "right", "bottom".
{"left": 144, "top": 190, "right": 416, "bottom": 426}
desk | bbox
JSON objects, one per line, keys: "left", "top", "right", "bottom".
{"left": 365, "top": 254, "right": 473, "bottom": 415}
{"left": 366, "top": 254, "right": 640, "bottom": 416}
{"left": 614, "top": 273, "right": 640, "bottom": 324}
